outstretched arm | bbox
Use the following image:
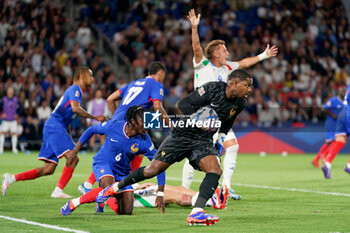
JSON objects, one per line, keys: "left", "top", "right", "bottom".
{"left": 188, "top": 9, "right": 204, "bottom": 63}
{"left": 238, "top": 44, "right": 278, "bottom": 69}
{"left": 71, "top": 101, "right": 107, "bottom": 122}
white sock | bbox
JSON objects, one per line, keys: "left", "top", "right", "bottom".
{"left": 0, "top": 134, "right": 5, "bottom": 152}
{"left": 11, "top": 135, "right": 17, "bottom": 151}
{"left": 54, "top": 187, "right": 63, "bottom": 193}
{"left": 72, "top": 197, "right": 80, "bottom": 208}
{"left": 8, "top": 174, "right": 16, "bottom": 184}
{"left": 182, "top": 159, "right": 194, "bottom": 188}
{"left": 347, "top": 163, "right": 350, "bottom": 169}
{"left": 190, "top": 207, "right": 203, "bottom": 215}
{"left": 191, "top": 192, "right": 199, "bottom": 206}
{"left": 222, "top": 144, "right": 239, "bottom": 188}
{"left": 325, "top": 162, "right": 332, "bottom": 169}
{"left": 83, "top": 182, "right": 93, "bottom": 190}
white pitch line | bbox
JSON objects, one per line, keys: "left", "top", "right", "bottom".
{"left": 166, "top": 177, "right": 350, "bottom": 197}
{"left": 0, "top": 215, "right": 89, "bottom": 233}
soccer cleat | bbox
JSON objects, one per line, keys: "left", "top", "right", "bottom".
{"left": 206, "top": 187, "right": 221, "bottom": 209}
{"left": 1, "top": 173, "right": 12, "bottom": 196}
{"left": 51, "top": 190, "right": 73, "bottom": 198}
{"left": 96, "top": 183, "right": 118, "bottom": 203}
{"left": 344, "top": 166, "right": 350, "bottom": 174}
{"left": 187, "top": 211, "right": 220, "bottom": 226}
{"left": 322, "top": 165, "right": 331, "bottom": 179}
{"left": 228, "top": 188, "right": 242, "bottom": 200}
{"left": 95, "top": 203, "right": 105, "bottom": 213}
{"left": 220, "top": 185, "right": 229, "bottom": 209}
{"left": 78, "top": 183, "right": 92, "bottom": 195}
{"left": 60, "top": 200, "right": 76, "bottom": 216}
{"left": 311, "top": 160, "right": 319, "bottom": 168}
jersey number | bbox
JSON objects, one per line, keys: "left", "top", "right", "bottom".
{"left": 115, "top": 153, "right": 122, "bottom": 162}
{"left": 122, "top": 87, "right": 143, "bottom": 105}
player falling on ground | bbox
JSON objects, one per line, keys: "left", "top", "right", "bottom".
{"left": 182, "top": 9, "right": 278, "bottom": 200}
{"left": 61, "top": 106, "right": 165, "bottom": 215}
{"left": 77, "top": 62, "right": 170, "bottom": 194}
{"left": 1, "top": 67, "right": 107, "bottom": 198}
{"left": 0, "top": 87, "right": 20, "bottom": 154}
{"left": 108, "top": 182, "right": 228, "bottom": 210}
{"left": 95, "top": 69, "right": 252, "bottom": 225}
{"left": 311, "top": 88, "right": 345, "bottom": 168}
{"left": 322, "top": 84, "right": 350, "bottom": 178}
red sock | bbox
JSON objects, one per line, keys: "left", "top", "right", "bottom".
{"left": 313, "top": 143, "right": 328, "bottom": 161}
{"left": 15, "top": 168, "right": 38, "bottom": 181}
{"left": 106, "top": 198, "right": 119, "bottom": 214}
{"left": 326, "top": 141, "right": 345, "bottom": 164}
{"left": 79, "top": 187, "right": 103, "bottom": 204}
{"left": 86, "top": 171, "right": 96, "bottom": 185}
{"left": 131, "top": 156, "right": 143, "bottom": 172}
{"left": 321, "top": 143, "right": 332, "bottom": 162}
{"left": 56, "top": 166, "right": 74, "bottom": 189}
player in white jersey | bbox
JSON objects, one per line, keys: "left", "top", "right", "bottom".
{"left": 182, "top": 9, "right": 278, "bottom": 199}
{"left": 131, "top": 183, "right": 228, "bottom": 210}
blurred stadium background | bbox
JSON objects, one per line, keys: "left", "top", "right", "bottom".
{"left": 1, "top": 0, "right": 350, "bottom": 154}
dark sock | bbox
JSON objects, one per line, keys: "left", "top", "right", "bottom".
{"left": 194, "top": 172, "right": 220, "bottom": 208}
{"left": 118, "top": 167, "right": 146, "bottom": 189}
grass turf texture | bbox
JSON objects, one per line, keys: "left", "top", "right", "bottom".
{"left": 0, "top": 151, "right": 350, "bottom": 233}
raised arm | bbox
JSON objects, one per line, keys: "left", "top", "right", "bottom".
{"left": 107, "top": 90, "right": 122, "bottom": 115}
{"left": 188, "top": 9, "right": 204, "bottom": 63}
{"left": 238, "top": 44, "right": 278, "bottom": 69}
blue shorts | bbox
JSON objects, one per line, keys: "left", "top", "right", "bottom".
{"left": 37, "top": 125, "right": 75, "bottom": 164}
{"left": 92, "top": 160, "right": 133, "bottom": 192}
{"left": 335, "top": 110, "right": 350, "bottom": 137}
{"left": 325, "top": 131, "right": 335, "bottom": 142}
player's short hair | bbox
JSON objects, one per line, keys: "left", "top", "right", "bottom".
{"left": 73, "top": 67, "right": 92, "bottom": 83}
{"left": 228, "top": 69, "right": 251, "bottom": 81}
{"left": 125, "top": 105, "right": 146, "bottom": 124}
{"left": 205, "top": 40, "right": 225, "bottom": 59}
{"left": 148, "top": 62, "right": 166, "bottom": 75}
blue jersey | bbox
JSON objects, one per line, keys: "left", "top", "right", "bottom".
{"left": 79, "top": 120, "right": 165, "bottom": 185}
{"left": 46, "top": 85, "right": 83, "bottom": 128}
{"left": 112, "top": 77, "right": 164, "bottom": 120}
{"left": 324, "top": 96, "right": 344, "bottom": 131}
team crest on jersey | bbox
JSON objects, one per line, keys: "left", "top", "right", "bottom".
{"left": 230, "top": 107, "right": 236, "bottom": 116}
{"left": 75, "top": 91, "right": 80, "bottom": 97}
{"left": 100, "top": 169, "right": 104, "bottom": 173}
{"left": 198, "top": 87, "right": 205, "bottom": 96}
{"left": 161, "top": 151, "right": 166, "bottom": 157}
{"left": 131, "top": 144, "right": 139, "bottom": 153}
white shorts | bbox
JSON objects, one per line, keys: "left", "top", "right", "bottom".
{"left": 1, "top": 120, "right": 17, "bottom": 134}
{"left": 213, "top": 128, "right": 237, "bottom": 143}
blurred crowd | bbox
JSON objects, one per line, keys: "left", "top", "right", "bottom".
{"left": 0, "top": 0, "right": 349, "bottom": 148}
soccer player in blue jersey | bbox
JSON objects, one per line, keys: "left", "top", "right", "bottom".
{"left": 311, "top": 88, "right": 345, "bottom": 168}
{"left": 1, "top": 67, "right": 107, "bottom": 198}
{"left": 322, "top": 84, "right": 350, "bottom": 178}
{"left": 60, "top": 106, "right": 166, "bottom": 215}
{"left": 78, "top": 62, "right": 170, "bottom": 194}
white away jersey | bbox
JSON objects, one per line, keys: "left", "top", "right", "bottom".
{"left": 193, "top": 55, "right": 239, "bottom": 88}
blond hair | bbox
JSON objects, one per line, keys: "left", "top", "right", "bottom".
{"left": 73, "top": 67, "right": 92, "bottom": 83}
{"left": 204, "top": 40, "right": 225, "bottom": 59}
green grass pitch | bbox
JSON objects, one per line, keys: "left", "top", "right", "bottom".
{"left": 0, "top": 151, "right": 350, "bottom": 232}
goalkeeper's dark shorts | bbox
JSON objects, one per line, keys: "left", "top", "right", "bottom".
{"left": 153, "top": 133, "right": 219, "bottom": 171}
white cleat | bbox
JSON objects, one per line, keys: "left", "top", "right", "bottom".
{"left": 2, "top": 173, "right": 12, "bottom": 196}
{"left": 12, "top": 149, "right": 19, "bottom": 154}
{"left": 51, "top": 190, "right": 73, "bottom": 198}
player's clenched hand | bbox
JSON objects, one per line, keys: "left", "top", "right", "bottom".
{"left": 187, "top": 9, "right": 200, "bottom": 28}
{"left": 95, "top": 115, "right": 107, "bottom": 122}
{"left": 155, "top": 196, "right": 165, "bottom": 214}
